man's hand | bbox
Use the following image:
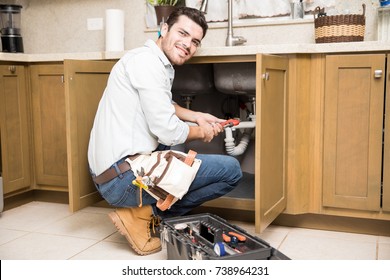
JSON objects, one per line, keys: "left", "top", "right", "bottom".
{"left": 196, "top": 113, "right": 225, "bottom": 141}
{"left": 186, "top": 113, "right": 226, "bottom": 143}
{"left": 174, "top": 105, "right": 226, "bottom": 143}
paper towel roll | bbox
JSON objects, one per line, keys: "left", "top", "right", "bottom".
{"left": 105, "top": 9, "right": 124, "bottom": 52}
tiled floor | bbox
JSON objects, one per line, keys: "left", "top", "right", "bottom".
{"left": 0, "top": 201, "right": 389, "bottom": 260}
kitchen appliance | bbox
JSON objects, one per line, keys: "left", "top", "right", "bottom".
{"left": 0, "top": 4, "right": 23, "bottom": 53}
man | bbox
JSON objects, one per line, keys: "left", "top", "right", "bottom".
{"left": 88, "top": 7, "right": 242, "bottom": 256}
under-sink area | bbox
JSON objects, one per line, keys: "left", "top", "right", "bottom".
{"left": 171, "top": 61, "right": 257, "bottom": 211}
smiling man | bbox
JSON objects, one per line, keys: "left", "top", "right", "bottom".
{"left": 87, "top": 7, "right": 242, "bottom": 256}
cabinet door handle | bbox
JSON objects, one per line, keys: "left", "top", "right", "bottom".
{"left": 262, "top": 72, "right": 270, "bottom": 80}
{"left": 8, "top": 65, "right": 16, "bottom": 74}
{"left": 374, "top": 70, "right": 382, "bottom": 79}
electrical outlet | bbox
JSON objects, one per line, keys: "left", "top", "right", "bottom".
{"left": 87, "top": 18, "right": 103, "bottom": 30}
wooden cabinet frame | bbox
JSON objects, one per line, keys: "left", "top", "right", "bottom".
{"left": 30, "top": 64, "right": 68, "bottom": 190}
{"left": 0, "top": 64, "right": 31, "bottom": 194}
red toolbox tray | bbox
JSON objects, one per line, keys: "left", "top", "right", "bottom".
{"left": 160, "top": 213, "right": 290, "bottom": 260}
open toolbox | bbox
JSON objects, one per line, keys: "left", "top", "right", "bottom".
{"left": 160, "top": 213, "right": 290, "bottom": 260}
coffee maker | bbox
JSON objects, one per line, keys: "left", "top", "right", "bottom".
{"left": 0, "top": 4, "right": 23, "bottom": 53}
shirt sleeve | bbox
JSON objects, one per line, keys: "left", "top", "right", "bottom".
{"left": 127, "top": 52, "right": 189, "bottom": 146}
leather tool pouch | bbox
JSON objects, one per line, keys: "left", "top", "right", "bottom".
{"left": 126, "top": 150, "right": 201, "bottom": 211}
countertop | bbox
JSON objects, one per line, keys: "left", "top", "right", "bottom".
{"left": 0, "top": 41, "right": 389, "bottom": 62}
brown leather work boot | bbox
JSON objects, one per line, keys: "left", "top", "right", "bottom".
{"left": 108, "top": 205, "right": 161, "bottom": 255}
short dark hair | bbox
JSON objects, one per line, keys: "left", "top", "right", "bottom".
{"left": 166, "top": 7, "right": 208, "bottom": 39}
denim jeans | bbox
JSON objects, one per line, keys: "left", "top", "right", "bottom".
{"left": 91, "top": 153, "right": 242, "bottom": 219}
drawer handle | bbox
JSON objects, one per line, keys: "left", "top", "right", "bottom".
{"left": 374, "top": 70, "right": 382, "bottom": 79}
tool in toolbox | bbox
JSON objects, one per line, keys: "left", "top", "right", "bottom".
{"left": 222, "top": 231, "right": 247, "bottom": 243}
{"left": 160, "top": 213, "right": 290, "bottom": 260}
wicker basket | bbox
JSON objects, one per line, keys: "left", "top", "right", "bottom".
{"left": 314, "top": 4, "right": 366, "bottom": 43}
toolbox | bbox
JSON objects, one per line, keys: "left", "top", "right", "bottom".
{"left": 160, "top": 213, "right": 290, "bottom": 260}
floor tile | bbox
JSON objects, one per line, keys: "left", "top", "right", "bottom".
{"left": 0, "top": 228, "right": 29, "bottom": 245}
{"left": 279, "top": 229, "right": 377, "bottom": 260}
{"left": 0, "top": 232, "right": 97, "bottom": 260}
{"left": 378, "top": 243, "right": 390, "bottom": 260}
{"left": 229, "top": 220, "right": 291, "bottom": 249}
{"left": 80, "top": 206, "right": 113, "bottom": 215}
{"left": 36, "top": 211, "right": 117, "bottom": 240}
{"left": 0, "top": 202, "right": 71, "bottom": 232}
{"left": 289, "top": 227, "right": 379, "bottom": 243}
{"left": 0, "top": 202, "right": 388, "bottom": 260}
{"left": 104, "top": 231, "right": 128, "bottom": 243}
{"left": 378, "top": 236, "right": 390, "bottom": 244}
{"left": 71, "top": 240, "right": 167, "bottom": 260}
{"left": 255, "top": 225, "right": 291, "bottom": 244}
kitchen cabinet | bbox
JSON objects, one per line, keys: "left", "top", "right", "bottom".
{"left": 2, "top": 50, "right": 387, "bottom": 234}
{"left": 0, "top": 64, "right": 31, "bottom": 194}
{"left": 61, "top": 55, "right": 288, "bottom": 231}
{"left": 322, "top": 54, "right": 387, "bottom": 212}
{"left": 254, "top": 54, "right": 288, "bottom": 232}
{"left": 30, "top": 64, "right": 68, "bottom": 190}
{"left": 380, "top": 54, "right": 390, "bottom": 213}
{"left": 0, "top": 60, "right": 114, "bottom": 209}
{"left": 64, "top": 60, "right": 116, "bottom": 212}
{"left": 187, "top": 54, "right": 289, "bottom": 233}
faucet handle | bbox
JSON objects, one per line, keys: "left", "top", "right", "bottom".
{"left": 226, "top": 35, "right": 247, "bottom": 46}
{"left": 236, "top": 36, "right": 247, "bottom": 44}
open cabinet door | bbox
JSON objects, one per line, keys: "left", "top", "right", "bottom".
{"left": 377, "top": 53, "right": 390, "bottom": 213}
{"left": 64, "top": 59, "right": 116, "bottom": 212}
{"left": 255, "top": 54, "right": 288, "bottom": 233}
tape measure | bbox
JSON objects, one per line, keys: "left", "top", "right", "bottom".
{"left": 213, "top": 242, "right": 226, "bottom": 257}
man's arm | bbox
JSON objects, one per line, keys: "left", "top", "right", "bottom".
{"left": 173, "top": 103, "right": 225, "bottom": 143}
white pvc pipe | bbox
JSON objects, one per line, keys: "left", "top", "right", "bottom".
{"left": 224, "top": 126, "right": 254, "bottom": 156}
{"left": 233, "top": 120, "right": 256, "bottom": 129}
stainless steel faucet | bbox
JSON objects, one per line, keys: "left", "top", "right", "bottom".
{"left": 199, "top": 0, "right": 247, "bottom": 47}
{"left": 199, "top": 0, "right": 208, "bottom": 13}
{"left": 226, "top": 0, "right": 247, "bottom": 46}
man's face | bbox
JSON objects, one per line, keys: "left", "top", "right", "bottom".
{"left": 158, "top": 15, "right": 203, "bottom": 65}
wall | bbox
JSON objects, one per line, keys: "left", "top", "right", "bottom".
{"left": 4, "top": 0, "right": 381, "bottom": 54}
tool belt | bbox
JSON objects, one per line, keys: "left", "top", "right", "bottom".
{"left": 92, "top": 155, "right": 138, "bottom": 185}
{"left": 93, "top": 150, "right": 201, "bottom": 211}
{"left": 128, "top": 150, "right": 201, "bottom": 211}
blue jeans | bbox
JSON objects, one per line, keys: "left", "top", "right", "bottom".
{"left": 92, "top": 153, "right": 242, "bottom": 219}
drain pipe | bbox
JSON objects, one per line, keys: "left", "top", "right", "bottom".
{"left": 224, "top": 127, "right": 253, "bottom": 156}
{"left": 224, "top": 96, "right": 256, "bottom": 156}
{"left": 224, "top": 114, "right": 255, "bottom": 156}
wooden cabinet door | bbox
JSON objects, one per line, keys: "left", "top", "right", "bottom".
{"left": 30, "top": 64, "right": 68, "bottom": 190}
{"left": 255, "top": 54, "right": 288, "bottom": 232}
{"left": 0, "top": 65, "right": 31, "bottom": 194}
{"left": 323, "top": 54, "right": 385, "bottom": 211}
{"left": 382, "top": 54, "right": 390, "bottom": 212}
{"left": 64, "top": 60, "right": 115, "bottom": 212}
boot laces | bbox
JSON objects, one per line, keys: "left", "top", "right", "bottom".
{"left": 150, "top": 215, "right": 161, "bottom": 234}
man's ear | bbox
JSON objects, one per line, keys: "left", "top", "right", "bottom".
{"left": 159, "top": 23, "right": 168, "bottom": 37}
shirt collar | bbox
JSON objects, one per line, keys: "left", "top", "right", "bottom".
{"left": 144, "top": 39, "right": 172, "bottom": 67}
